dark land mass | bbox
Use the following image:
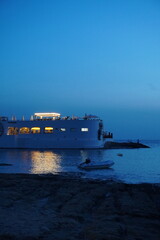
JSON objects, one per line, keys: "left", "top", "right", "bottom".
{"left": 0, "top": 173, "right": 159, "bottom": 240}
{"left": 104, "top": 141, "right": 150, "bottom": 149}
{"left": 0, "top": 163, "right": 13, "bottom": 166}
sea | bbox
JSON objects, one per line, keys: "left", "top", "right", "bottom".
{"left": 0, "top": 140, "right": 160, "bottom": 184}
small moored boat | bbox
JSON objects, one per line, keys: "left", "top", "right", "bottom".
{"left": 78, "top": 160, "right": 114, "bottom": 170}
{"left": 117, "top": 153, "right": 123, "bottom": 157}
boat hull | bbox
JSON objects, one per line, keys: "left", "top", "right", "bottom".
{"left": 78, "top": 161, "right": 114, "bottom": 170}
{"left": 0, "top": 119, "right": 105, "bottom": 149}
{"left": 0, "top": 135, "right": 104, "bottom": 149}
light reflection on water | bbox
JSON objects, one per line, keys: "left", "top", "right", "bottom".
{"left": 31, "top": 151, "right": 62, "bottom": 174}
{"left": 0, "top": 140, "right": 160, "bottom": 183}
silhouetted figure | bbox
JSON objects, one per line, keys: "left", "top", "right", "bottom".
{"left": 85, "top": 158, "right": 91, "bottom": 164}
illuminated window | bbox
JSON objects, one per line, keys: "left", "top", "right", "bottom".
{"left": 7, "top": 127, "right": 19, "bottom": 135}
{"left": 81, "top": 128, "right": 88, "bottom": 132}
{"left": 44, "top": 127, "right": 53, "bottom": 133}
{"left": 31, "top": 127, "right": 40, "bottom": 134}
{"left": 60, "top": 128, "right": 66, "bottom": 131}
{"left": 19, "top": 127, "right": 30, "bottom": 134}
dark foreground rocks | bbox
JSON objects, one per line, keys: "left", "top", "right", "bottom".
{"left": 0, "top": 174, "right": 159, "bottom": 240}
{"left": 104, "top": 141, "right": 150, "bottom": 149}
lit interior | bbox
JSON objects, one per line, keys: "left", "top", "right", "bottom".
{"left": 31, "top": 127, "right": 41, "bottom": 133}
{"left": 34, "top": 113, "right": 61, "bottom": 119}
{"left": 81, "top": 128, "right": 89, "bottom": 132}
{"left": 60, "top": 128, "right": 66, "bottom": 131}
{"left": 19, "top": 127, "right": 30, "bottom": 134}
{"left": 7, "top": 127, "right": 18, "bottom": 135}
{"left": 44, "top": 127, "right": 54, "bottom": 133}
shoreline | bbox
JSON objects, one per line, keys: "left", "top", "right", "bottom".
{"left": 104, "top": 141, "right": 150, "bottom": 149}
{"left": 0, "top": 173, "right": 160, "bottom": 240}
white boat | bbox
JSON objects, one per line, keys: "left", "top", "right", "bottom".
{"left": 78, "top": 160, "right": 114, "bottom": 170}
{"left": 0, "top": 112, "right": 113, "bottom": 149}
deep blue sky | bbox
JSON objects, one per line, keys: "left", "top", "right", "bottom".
{"left": 1, "top": 0, "right": 160, "bottom": 139}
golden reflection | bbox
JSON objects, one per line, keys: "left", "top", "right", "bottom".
{"left": 31, "top": 151, "right": 61, "bottom": 174}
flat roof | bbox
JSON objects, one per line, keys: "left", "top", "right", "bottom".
{"left": 34, "top": 112, "right": 61, "bottom": 118}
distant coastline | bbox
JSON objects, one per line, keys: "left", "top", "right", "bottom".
{"left": 104, "top": 141, "right": 150, "bottom": 149}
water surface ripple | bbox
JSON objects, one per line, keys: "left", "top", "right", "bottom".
{"left": 0, "top": 140, "right": 160, "bottom": 183}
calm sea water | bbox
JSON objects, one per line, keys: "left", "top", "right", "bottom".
{"left": 0, "top": 140, "right": 160, "bottom": 184}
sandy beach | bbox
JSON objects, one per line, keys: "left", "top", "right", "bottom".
{"left": 0, "top": 173, "right": 160, "bottom": 240}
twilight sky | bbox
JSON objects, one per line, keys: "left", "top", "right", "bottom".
{"left": 0, "top": 0, "right": 160, "bottom": 139}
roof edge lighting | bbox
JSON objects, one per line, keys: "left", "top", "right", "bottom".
{"left": 34, "top": 112, "right": 61, "bottom": 118}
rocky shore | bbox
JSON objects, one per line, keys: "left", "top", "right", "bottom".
{"left": 0, "top": 173, "right": 160, "bottom": 240}
{"left": 104, "top": 141, "right": 150, "bottom": 149}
